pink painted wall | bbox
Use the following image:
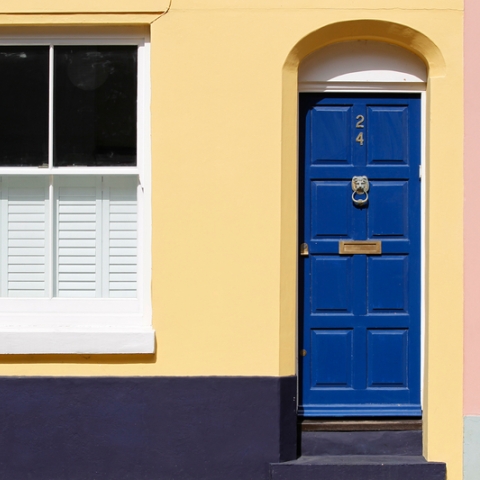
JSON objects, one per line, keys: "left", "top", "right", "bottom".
{"left": 464, "top": 0, "right": 480, "bottom": 415}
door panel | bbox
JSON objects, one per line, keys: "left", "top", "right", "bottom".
{"left": 367, "top": 106, "right": 408, "bottom": 163}
{"left": 311, "top": 256, "right": 353, "bottom": 313}
{"left": 367, "top": 256, "right": 408, "bottom": 312}
{"left": 299, "top": 93, "right": 421, "bottom": 417}
{"left": 311, "top": 181, "right": 352, "bottom": 238}
{"left": 368, "top": 181, "right": 408, "bottom": 237}
{"left": 367, "top": 329, "right": 408, "bottom": 387}
{"left": 311, "top": 329, "right": 354, "bottom": 387}
{"left": 311, "top": 106, "right": 352, "bottom": 164}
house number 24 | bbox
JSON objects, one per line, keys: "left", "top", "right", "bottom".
{"left": 356, "top": 114, "right": 365, "bottom": 146}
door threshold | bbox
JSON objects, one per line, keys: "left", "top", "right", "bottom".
{"left": 300, "top": 418, "right": 422, "bottom": 432}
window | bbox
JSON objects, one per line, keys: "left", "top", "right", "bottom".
{"left": 0, "top": 33, "right": 152, "bottom": 354}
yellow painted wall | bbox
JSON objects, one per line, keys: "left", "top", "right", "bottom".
{"left": 0, "top": 0, "right": 169, "bottom": 14}
{"left": 0, "top": 2, "right": 463, "bottom": 477}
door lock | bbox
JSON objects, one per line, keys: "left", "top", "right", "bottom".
{"left": 300, "top": 243, "right": 309, "bottom": 256}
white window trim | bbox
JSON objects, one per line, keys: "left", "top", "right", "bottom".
{"left": 0, "top": 31, "right": 153, "bottom": 354}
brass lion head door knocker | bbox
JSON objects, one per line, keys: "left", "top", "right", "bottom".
{"left": 351, "top": 176, "right": 369, "bottom": 206}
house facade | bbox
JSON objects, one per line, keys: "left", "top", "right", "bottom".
{"left": 0, "top": 1, "right": 471, "bottom": 479}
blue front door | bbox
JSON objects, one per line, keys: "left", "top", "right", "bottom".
{"left": 298, "top": 93, "right": 421, "bottom": 417}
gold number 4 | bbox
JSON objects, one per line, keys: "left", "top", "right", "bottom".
{"left": 356, "top": 132, "right": 364, "bottom": 146}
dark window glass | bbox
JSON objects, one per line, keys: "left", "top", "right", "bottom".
{"left": 0, "top": 46, "right": 49, "bottom": 166}
{"left": 54, "top": 46, "right": 137, "bottom": 167}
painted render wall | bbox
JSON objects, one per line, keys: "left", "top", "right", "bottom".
{"left": 464, "top": 1, "right": 480, "bottom": 479}
{"left": 0, "top": 1, "right": 465, "bottom": 479}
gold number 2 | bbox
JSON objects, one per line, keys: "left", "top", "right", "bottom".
{"left": 356, "top": 114, "right": 365, "bottom": 128}
{"left": 356, "top": 132, "right": 364, "bottom": 146}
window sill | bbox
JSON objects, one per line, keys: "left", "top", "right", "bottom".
{"left": 0, "top": 327, "right": 155, "bottom": 354}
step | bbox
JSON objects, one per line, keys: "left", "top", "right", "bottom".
{"left": 270, "top": 455, "right": 446, "bottom": 480}
{"left": 300, "top": 418, "right": 422, "bottom": 432}
{"left": 300, "top": 430, "right": 422, "bottom": 456}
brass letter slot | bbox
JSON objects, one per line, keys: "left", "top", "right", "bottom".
{"left": 339, "top": 241, "right": 382, "bottom": 255}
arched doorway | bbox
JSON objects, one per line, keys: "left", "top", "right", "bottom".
{"left": 297, "top": 40, "right": 426, "bottom": 416}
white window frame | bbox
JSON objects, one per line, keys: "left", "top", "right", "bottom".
{"left": 0, "top": 31, "right": 153, "bottom": 354}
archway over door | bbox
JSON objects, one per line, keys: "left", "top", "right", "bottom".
{"left": 279, "top": 22, "right": 444, "bottom": 381}
{"left": 296, "top": 40, "right": 426, "bottom": 416}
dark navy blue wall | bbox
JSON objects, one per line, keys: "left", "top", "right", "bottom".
{"left": 0, "top": 376, "right": 297, "bottom": 480}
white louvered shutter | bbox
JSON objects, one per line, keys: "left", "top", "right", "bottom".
{"left": 55, "top": 176, "right": 137, "bottom": 298}
{"left": 103, "top": 177, "right": 138, "bottom": 298}
{"left": 0, "top": 177, "right": 49, "bottom": 297}
{"left": 56, "top": 177, "right": 101, "bottom": 298}
{"left": 0, "top": 176, "right": 138, "bottom": 299}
